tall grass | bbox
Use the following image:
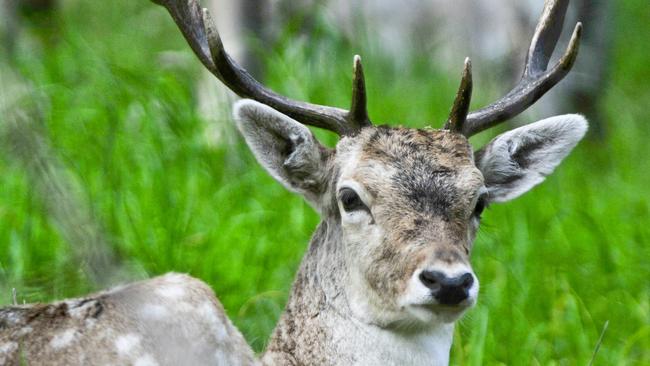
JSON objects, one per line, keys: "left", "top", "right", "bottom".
{"left": 1, "top": 0, "right": 648, "bottom": 363}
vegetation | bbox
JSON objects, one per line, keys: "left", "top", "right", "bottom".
{"left": 1, "top": 1, "right": 648, "bottom": 364}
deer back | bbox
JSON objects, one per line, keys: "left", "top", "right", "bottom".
{"left": 1, "top": 273, "right": 258, "bottom": 366}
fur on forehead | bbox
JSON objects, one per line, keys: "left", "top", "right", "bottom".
{"left": 336, "top": 126, "right": 476, "bottom": 176}
{"left": 333, "top": 126, "right": 484, "bottom": 220}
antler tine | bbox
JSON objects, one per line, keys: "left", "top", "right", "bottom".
{"left": 444, "top": 57, "right": 473, "bottom": 133}
{"left": 461, "top": 0, "right": 582, "bottom": 137}
{"left": 349, "top": 55, "right": 371, "bottom": 128}
{"left": 525, "top": 0, "right": 570, "bottom": 76}
{"left": 154, "top": 0, "right": 370, "bottom": 136}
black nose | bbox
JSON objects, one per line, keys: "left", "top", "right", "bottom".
{"left": 419, "top": 270, "right": 474, "bottom": 305}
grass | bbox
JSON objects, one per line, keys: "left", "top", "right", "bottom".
{"left": 1, "top": 0, "right": 649, "bottom": 364}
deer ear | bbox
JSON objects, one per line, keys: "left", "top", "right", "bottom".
{"left": 233, "top": 99, "right": 329, "bottom": 203}
{"left": 475, "top": 114, "right": 587, "bottom": 203}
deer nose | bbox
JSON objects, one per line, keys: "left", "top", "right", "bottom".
{"left": 419, "top": 270, "right": 474, "bottom": 305}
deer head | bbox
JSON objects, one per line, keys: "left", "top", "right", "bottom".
{"left": 154, "top": 0, "right": 586, "bottom": 330}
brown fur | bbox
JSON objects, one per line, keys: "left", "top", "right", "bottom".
{"left": 263, "top": 126, "right": 483, "bottom": 364}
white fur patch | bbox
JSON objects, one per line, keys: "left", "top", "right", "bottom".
{"left": 328, "top": 317, "right": 455, "bottom": 366}
{"left": 0, "top": 342, "right": 18, "bottom": 354}
{"left": 215, "top": 349, "right": 244, "bottom": 366}
{"left": 140, "top": 303, "right": 170, "bottom": 319}
{"left": 49, "top": 328, "right": 77, "bottom": 349}
{"left": 174, "top": 301, "right": 195, "bottom": 313}
{"left": 198, "top": 301, "right": 228, "bottom": 341}
{"left": 155, "top": 285, "right": 186, "bottom": 299}
{"left": 115, "top": 333, "right": 142, "bottom": 356}
{"left": 134, "top": 354, "right": 159, "bottom": 366}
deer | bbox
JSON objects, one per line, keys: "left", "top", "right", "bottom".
{"left": 0, "top": 0, "right": 587, "bottom": 364}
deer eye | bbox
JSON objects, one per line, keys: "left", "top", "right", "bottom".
{"left": 473, "top": 194, "right": 488, "bottom": 218}
{"left": 338, "top": 188, "right": 368, "bottom": 213}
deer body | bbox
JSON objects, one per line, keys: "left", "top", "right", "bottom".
{"left": 1, "top": 273, "right": 258, "bottom": 365}
{"left": 2, "top": 0, "right": 588, "bottom": 365}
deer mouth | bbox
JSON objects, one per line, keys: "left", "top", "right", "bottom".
{"left": 412, "top": 300, "right": 475, "bottom": 323}
{"left": 419, "top": 299, "right": 474, "bottom": 312}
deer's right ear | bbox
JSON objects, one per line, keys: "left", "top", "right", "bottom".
{"left": 233, "top": 100, "right": 329, "bottom": 203}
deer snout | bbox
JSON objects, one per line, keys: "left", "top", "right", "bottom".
{"left": 419, "top": 270, "right": 474, "bottom": 306}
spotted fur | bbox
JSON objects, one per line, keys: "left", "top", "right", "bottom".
{"left": 0, "top": 274, "right": 257, "bottom": 366}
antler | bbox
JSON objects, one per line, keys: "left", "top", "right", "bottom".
{"left": 152, "top": 0, "right": 371, "bottom": 136}
{"left": 444, "top": 58, "right": 472, "bottom": 133}
{"left": 447, "top": 0, "right": 582, "bottom": 137}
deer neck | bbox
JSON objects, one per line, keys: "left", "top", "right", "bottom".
{"left": 261, "top": 219, "right": 455, "bottom": 366}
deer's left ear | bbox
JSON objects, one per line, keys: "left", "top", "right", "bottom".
{"left": 233, "top": 99, "right": 330, "bottom": 205}
{"left": 475, "top": 114, "right": 587, "bottom": 203}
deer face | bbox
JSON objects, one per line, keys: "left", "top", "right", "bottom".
{"left": 234, "top": 100, "right": 586, "bottom": 328}
{"left": 334, "top": 127, "right": 482, "bottom": 325}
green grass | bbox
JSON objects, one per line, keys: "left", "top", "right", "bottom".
{"left": 1, "top": 1, "right": 649, "bottom": 364}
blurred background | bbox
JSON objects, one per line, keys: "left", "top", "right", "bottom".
{"left": 0, "top": 0, "right": 648, "bottom": 364}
